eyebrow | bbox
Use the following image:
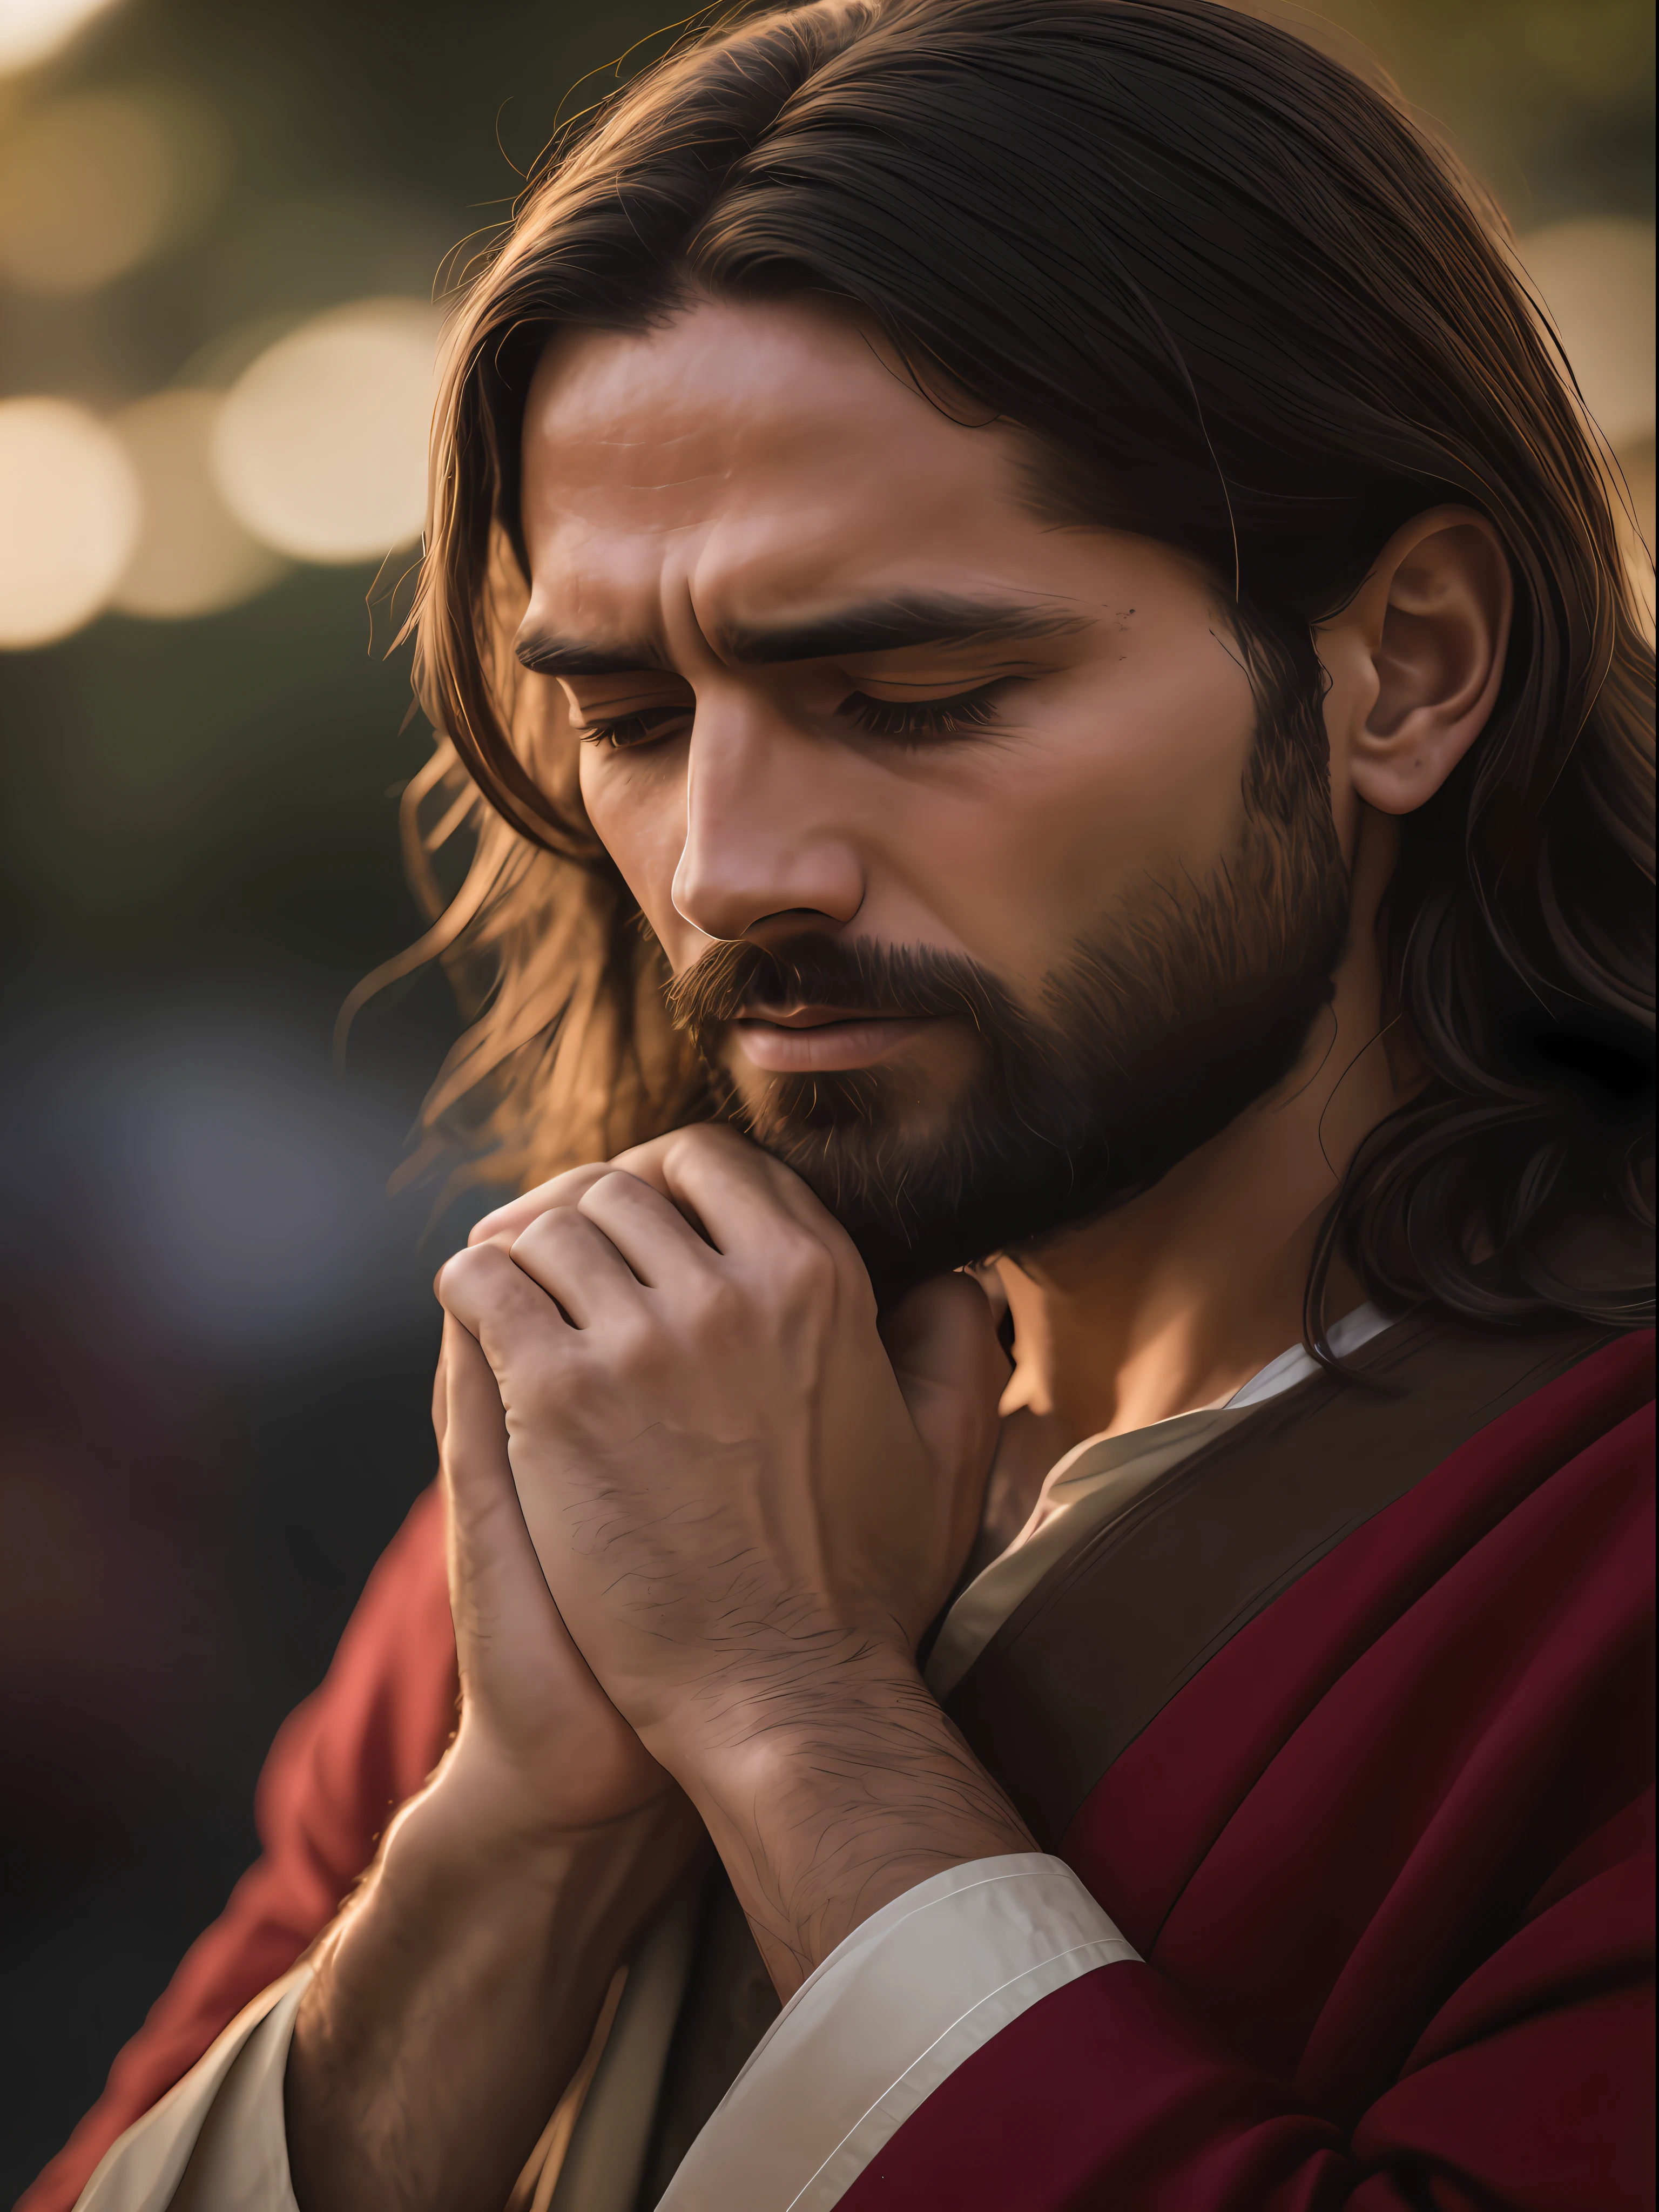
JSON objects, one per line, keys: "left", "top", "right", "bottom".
{"left": 514, "top": 593, "right": 1088, "bottom": 677}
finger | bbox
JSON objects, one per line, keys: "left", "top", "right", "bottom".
{"left": 508, "top": 1204, "right": 651, "bottom": 1325}
{"left": 437, "top": 1316, "right": 549, "bottom": 1601}
{"left": 436, "top": 1318, "right": 596, "bottom": 1684}
{"left": 438, "top": 1313, "right": 514, "bottom": 1502}
{"left": 881, "top": 1269, "right": 1004, "bottom": 1386}
{"left": 881, "top": 1273, "right": 1006, "bottom": 1478}
{"left": 651, "top": 1123, "right": 858, "bottom": 1264}
{"left": 467, "top": 1139, "right": 702, "bottom": 1251}
{"left": 595, "top": 1133, "right": 680, "bottom": 1199}
{"left": 575, "top": 1170, "right": 719, "bottom": 1289}
{"left": 437, "top": 1240, "right": 575, "bottom": 1372}
{"left": 467, "top": 1161, "right": 624, "bottom": 1250}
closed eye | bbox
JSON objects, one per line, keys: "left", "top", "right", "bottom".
{"left": 576, "top": 702, "right": 695, "bottom": 751}
{"left": 577, "top": 677, "right": 1022, "bottom": 752}
{"left": 837, "top": 679, "right": 1020, "bottom": 744}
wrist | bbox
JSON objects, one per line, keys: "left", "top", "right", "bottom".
{"left": 640, "top": 1641, "right": 1032, "bottom": 1997}
{"left": 684, "top": 1665, "right": 1031, "bottom": 1868}
{"left": 425, "top": 1710, "right": 684, "bottom": 1867}
{"left": 413, "top": 1760, "right": 692, "bottom": 1928}
{"left": 634, "top": 1618, "right": 918, "bottom": 1777}
{"left": 304, "top": 1747, "right": 698, "bottom": 2069}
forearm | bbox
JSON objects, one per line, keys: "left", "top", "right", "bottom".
{"left": 660, "top": 1640, "right": 1034, "bottom": 1999}
{"left": 285, "top": 1738, "right": 692, "bottom": 2212}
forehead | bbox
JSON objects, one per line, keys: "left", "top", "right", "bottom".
{"left": 518, "top": 294, "right": 1039, "bottom": 631}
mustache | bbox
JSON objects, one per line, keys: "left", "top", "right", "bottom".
{"left": 664, "top": 934, "right": 1007, "bottom": 1063}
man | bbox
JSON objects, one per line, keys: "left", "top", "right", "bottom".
{"left": 32, "top": 2, "right": 1653, "bottom": 2208}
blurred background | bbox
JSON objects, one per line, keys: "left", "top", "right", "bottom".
{"left": 0, "top": 0, "right": 1651, "bottom": 2195}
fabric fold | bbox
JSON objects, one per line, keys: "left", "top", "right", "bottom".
{"left": 657, "top": 1853, "right": 1137, "bottom": 2211}
{"left": 76, "top": 1971, "right": 307, "bottom": 2212}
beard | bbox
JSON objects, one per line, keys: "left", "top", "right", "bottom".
{"left": 664, "top": 610, "right": 1351, "bottom": 1302}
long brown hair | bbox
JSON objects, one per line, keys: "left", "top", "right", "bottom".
{"left": 357, "top": 0, "right": 1654, "bottom": 1333}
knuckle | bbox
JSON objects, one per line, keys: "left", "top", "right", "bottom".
{"left": 465, "top": 1195, "right": 522, "bottom": 1247}
{"left": 533, "top": 1161, "right": 606, "bottom": 1209}
{"left": 439, "top": 1243, "right": 490, "bottom": 1295}
{"left": 581, "top": 1169, "right": 644, "bottom": 1215}
{"left": 468, "top": 1198, "right": 537, "bottom": 1249}
{"left": 666, "top": 1122, "right": 739, "bottom": 1171}
{"left": 470, "top": 1162, "right": 610, "bottom": 1246}
{"left": 609, "top": 1130, "right": 675, "bottom": 1178}
{"left": 671, "top": 1123, "right": 719, "bottom": 1153}
{"left": 511, "top": 1205, "right": 583, "bottom": 1260}
{"left": 441, "top": 1246, "right": 529, "bottom": 1337}
{"left": 536, "top": 1204, "right": 586, "bottom": 1242}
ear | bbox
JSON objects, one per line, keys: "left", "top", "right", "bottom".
{"left": 1318, "top": 506, "right": 1513, "bottom": 819}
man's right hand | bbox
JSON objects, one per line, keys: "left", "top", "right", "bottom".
{"left": 281, "top": 1198, "right": 704, "bottom": 2212}
{"left": 432, "top": 1309, "right": 687, "bottom": 1841}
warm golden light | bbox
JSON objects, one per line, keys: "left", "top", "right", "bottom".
{"left": 110, "top": 390, "right": 290, "bottom": 619}
{"left": 1519, "top": 217, "right": 1656, "bottom": 451}
{"left": 210, "top": 298, "right": 442, "bottom": 564}
{"left": 0, "top": 86, "right": 227, "bottom": 295}
{"left": 0, "top": 0, "right": 120, "bottom": 75}
{"left": 1518, "top": 217, "right": 1656, "bottom": 641}
{"left": 0, "top": 396, "right": 139, "bottom": 648}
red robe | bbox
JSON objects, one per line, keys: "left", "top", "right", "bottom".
{"left": 25, "top": 1327, "right": 1655, "bottom": 2212}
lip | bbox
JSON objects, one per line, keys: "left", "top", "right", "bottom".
{"left": 731, "top": 1006, "right": 934, "bottom": 1073}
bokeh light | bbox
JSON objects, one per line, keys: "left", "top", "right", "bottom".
{"left": 211, "top": 297, "right": 442, "bottom": 563}
{"left": 1519, "top": 216, "right": 1656, "bottom": 450}
{"left": 0, "top": 0, "right": 120, "bottom": 76}
{"left": 110, "top": 389, "right": 289, "bottom": 619}
{"left": 0, "top": 396, "right": 138, "bottom": 647}
{"left": 0, "top": 86, "right": 227, "bottom": 295}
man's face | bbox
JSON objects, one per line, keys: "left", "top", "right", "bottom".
{"left": 517, "top": 294, "right": 1348, "bottom": 1290}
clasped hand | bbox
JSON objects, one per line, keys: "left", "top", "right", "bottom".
{"left": 435, "top": 1125, "right": 1004, "bottom": 1800}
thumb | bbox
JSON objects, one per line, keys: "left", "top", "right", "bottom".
{"left": 437, "top": 1313, "right": 514, "bottom": 1510}
{"left": 437, "top": 1313, "right": 555, "bottom": 1618}
{"left": 881, "top": 1271, "right": 1006, "bottom": 1488}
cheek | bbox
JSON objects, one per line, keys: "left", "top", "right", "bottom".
{"left": 901, "top": 650, "right": 1256, "bottom": 968}
{"left": 578, "top": 746, "right": 690, "bottom": 938}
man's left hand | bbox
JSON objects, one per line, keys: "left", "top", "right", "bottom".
{"left": 437, "top": 1123, "right": 999, "bottom": 1743}
{"left": 436, "top": 1125, "right": 1031, "bottom": 1990}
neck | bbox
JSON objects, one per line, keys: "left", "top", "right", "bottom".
{"left": 996, "top": 809, "right": 1408, "bottom": 1447}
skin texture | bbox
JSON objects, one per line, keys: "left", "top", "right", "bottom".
{"left": 284, "top": 295, "right": 1512, "bottom": 2211}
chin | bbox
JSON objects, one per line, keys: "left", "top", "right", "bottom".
{"left": 725, "top": 1057, "right": 970, "bottom": 1156}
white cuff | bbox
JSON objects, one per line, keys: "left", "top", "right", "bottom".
{"left": 657, "top": 1853, "right": 1137, "bottom": 2212}
{"left": 75, "top": 1971, "right": 307, "bottom": 2212}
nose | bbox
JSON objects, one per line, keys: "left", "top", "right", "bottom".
{"left": 671, "top": 698, "right": 865, "bottom": 943}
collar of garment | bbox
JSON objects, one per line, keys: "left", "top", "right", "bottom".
{"left": 923, "top": 1303, "right": 1395, "bottom": 1700}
